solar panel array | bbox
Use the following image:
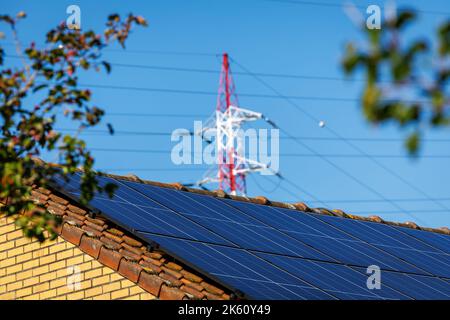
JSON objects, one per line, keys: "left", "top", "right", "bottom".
{"left": 52, "top": 173, "right": 450, "bottom": 300}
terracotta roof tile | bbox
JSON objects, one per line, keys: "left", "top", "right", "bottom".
{"left": 367, "top": 215, "right": 384, "bottom": 223}
{"left": 165, "top": 261, "right": 183, "bottom": 272}
{"left": 82, "top": 225, "right": 104, "bottom": 238}
{"left": 160, "top": 272, "right": 183, "bottom": 288}
{"left": 438, "top": 227, "right": 450, "bottom": 235}
{"left": 404, "top": 221, "right": 420, "bottom": 229}
{"left": 138, "top": 272, "right": 164, "bottom": 296}
{"left": 119, "top": 248, "right": 142, "bottom": 262}
{"left": 37, "top": 187, "right": 52, "bottom": 195}
{"left": 46, "top": 205, "right": 65, "bottom": 216}
{"left": 67, "top": 204, "right": 86, "bottom": 215}
{"left": 31, "top": 190, "right": 49, "bottom": 202}
{"left": 141, "top": 256, "right": 163, "bottom": 267}
{"left": 79, "top": 235, "right": 103, "bottom": 259}
{"left": 121, "top": 242, "right": 144, "bottom": 256}
{"left": 180, "top": 270, "right": 203, "bottom": 283}
{"left": 201, "top": 281, "right": 224, "bottom": 296}
{"left": 159, "top": 285, "right": 187, "bottom": 300}
{"left": 99, "top": 235, "right": 122, "bottom": 250}
{"left": 331, "top": 209, "right": 348, "bottom": 217}
{"left": 203, "top": 291, "right": 223, "bottom": 300}
{"left": 118, "top": 260, "right": 142, "bottom": 283}
{"left": 98, "top": 247, "right": 123, "bottom": 270}
{"left": 253, "top": 196, "right": 270, "bottom": 205}
{"left": 107, "top": 228, "right": 124, "bottom": 237}
{"left": 49, "top": 194, "right": 69, "bottom": 205}
{"left": 122, "top": 235, "right": 143, "bottom": 247}
{"left": 63, "top": 215, "right": 84, "bottom": 227}
{"left": 61, "top": 223, "right": 84, "bottom": 246}
{"left": 47, "top": 200, "right": 66, "bottom": 211}
{"left": 181, "top": 285, "right": 205, "bottom": 300}
{"left": 66, "top": 210, "right": 87, "bottom": 222}
{"left": 143, "top": 251, "right": 163, "bottom": 260}
{"left": 84, "top": 220, "right": 105, "bottom": 232}
{"left": 180, "top": 278, "right": 205, "bottom": 292}
{"left": 293, "top": 202, "right": 310, "bottom": 212}
{"left": 161, "top": 266, "right": 183, "bottom": 280}
{"left": 139, "top": 260, "right": 162, "bottom": 275}
{"left": 85, "top": 215, "right": 106, "bottom": 226}
{"left": 103, "top": 231, "right": 124, "bottom": 244}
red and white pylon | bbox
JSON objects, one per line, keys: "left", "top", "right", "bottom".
{"left": 196, "top": 53, "right": 269, "bottom": 196}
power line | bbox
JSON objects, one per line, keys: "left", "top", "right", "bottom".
{"left": 86, "top": 147, "right": 450, "bottom": 159}
{"left": 308, "top": 197, "right": 450, "bottom": 204}
{"left": 0, "top": 43, "right": 218, "bottom": 57}
{"left": 109, "top": 60, "right": 364, "bottom": 83}
{"left": 351, "top": 209, "right": 450, "bottom": 215}
{"left": 262, "top": 0, "right": 450, "bottom": 16}
{"left": 230, "top": 56, "right": 433, "bottom": 225}
{"left": 56, "top": 127, "right": 450, "bottom": 143}
{"left": 98, "top": 167, "right": 207, "bottom": 172}
{"left": 78, "top": 82, "right": 362, "bottom": 102}
{"left": 74, "top": 82, "right": 431, "bottom": 105}
{"left": 0, "top": 53, "right": 402, "bottom": 84}
{"left": 105, "top": 112, "right": 208, "bottom": 118}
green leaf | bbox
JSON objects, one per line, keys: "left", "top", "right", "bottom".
{"left": 405, "top": 131, "right": 420, "bottom": 155}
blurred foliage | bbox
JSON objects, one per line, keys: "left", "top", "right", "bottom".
{"left": 0, "top": 12, "right": 147, "bottom": 241}
{"left": 342, "top": 9, "right": 450, "bottom": 155}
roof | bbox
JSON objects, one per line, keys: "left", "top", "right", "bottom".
{"left": 34, "top": 162, "right": 450, "bottom": 299}
{"left": 30, "top": 186, "right": 232, "bottom": 300}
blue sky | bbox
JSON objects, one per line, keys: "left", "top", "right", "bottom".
{"left": 2, "top": 0, "right": 450, "bottom": 227}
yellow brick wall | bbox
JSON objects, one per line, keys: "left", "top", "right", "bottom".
{"left": 0, "top": 216, "right": 155, "bottom": 300}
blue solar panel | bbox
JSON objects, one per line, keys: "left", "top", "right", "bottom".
{"left": 254, "top": 252, "right": 409, "bottom": 300}
{"left": 351, "top": 267, "right": 450, "bottom": 300}
{"left": 398, "top": 227, "right": 450, "bottom": 255}
{"left": 315, "top": 214, "right": 450, "bottom": 277}
{"left": 223, "top": 200, "right": 426, "bottom": 274}
{"left": 137, "top": 233, "right": 336, "bottom": 300}
{"left": 122, "top": 181, "right": 332, "bottom": 261}
{"left": 51, "top": 173, "right": 450, "bottom": 300}
{"left": 52, "top": 174, "right": 234, "bottom": 245}
{"left": 314, "top": 214, "right": 440, "bottom": 252}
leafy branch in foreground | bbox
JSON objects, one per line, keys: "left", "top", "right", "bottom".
{"left": 0, "top": 12, "right": 147, "bottom": 241}
{"left": 342, "top": 9, "right": 449, "bottom": 155}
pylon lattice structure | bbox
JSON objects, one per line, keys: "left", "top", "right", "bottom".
{"left": 196, "top": 53, "right": 269, "bottom": 196}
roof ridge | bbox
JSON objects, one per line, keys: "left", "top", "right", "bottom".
{"left": 36, "top": 158, "right": 450, "bottom": 235}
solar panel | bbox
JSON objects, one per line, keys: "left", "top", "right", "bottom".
{"left": 397, "top": 226, "right": 450, "bottom": 255}
{"left": 122, "top": 181, "right": 333, "bottom": 261}
{"left": 351, "top": 267, "right": 450, "bottom": 300}
{"left": 254, "top": 252, "right": 409, "bottom": 300}
{"left": 51, "top": 173, "right": 450, "bottom": 300}
{"left": 315, "top": 214, "right": 450, "bottom": 278}
{"left": 52, "top": 174, "right": 234, "bottom": 245}
{"left": 223, "top": 199, "right": 426, "bottom": 274}
{"left": 137, "top": 233, "right": 336, "bottom": 300}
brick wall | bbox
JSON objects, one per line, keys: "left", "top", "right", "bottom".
{"left": 0, "top": 216, "right": 155, "bottom": 300}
